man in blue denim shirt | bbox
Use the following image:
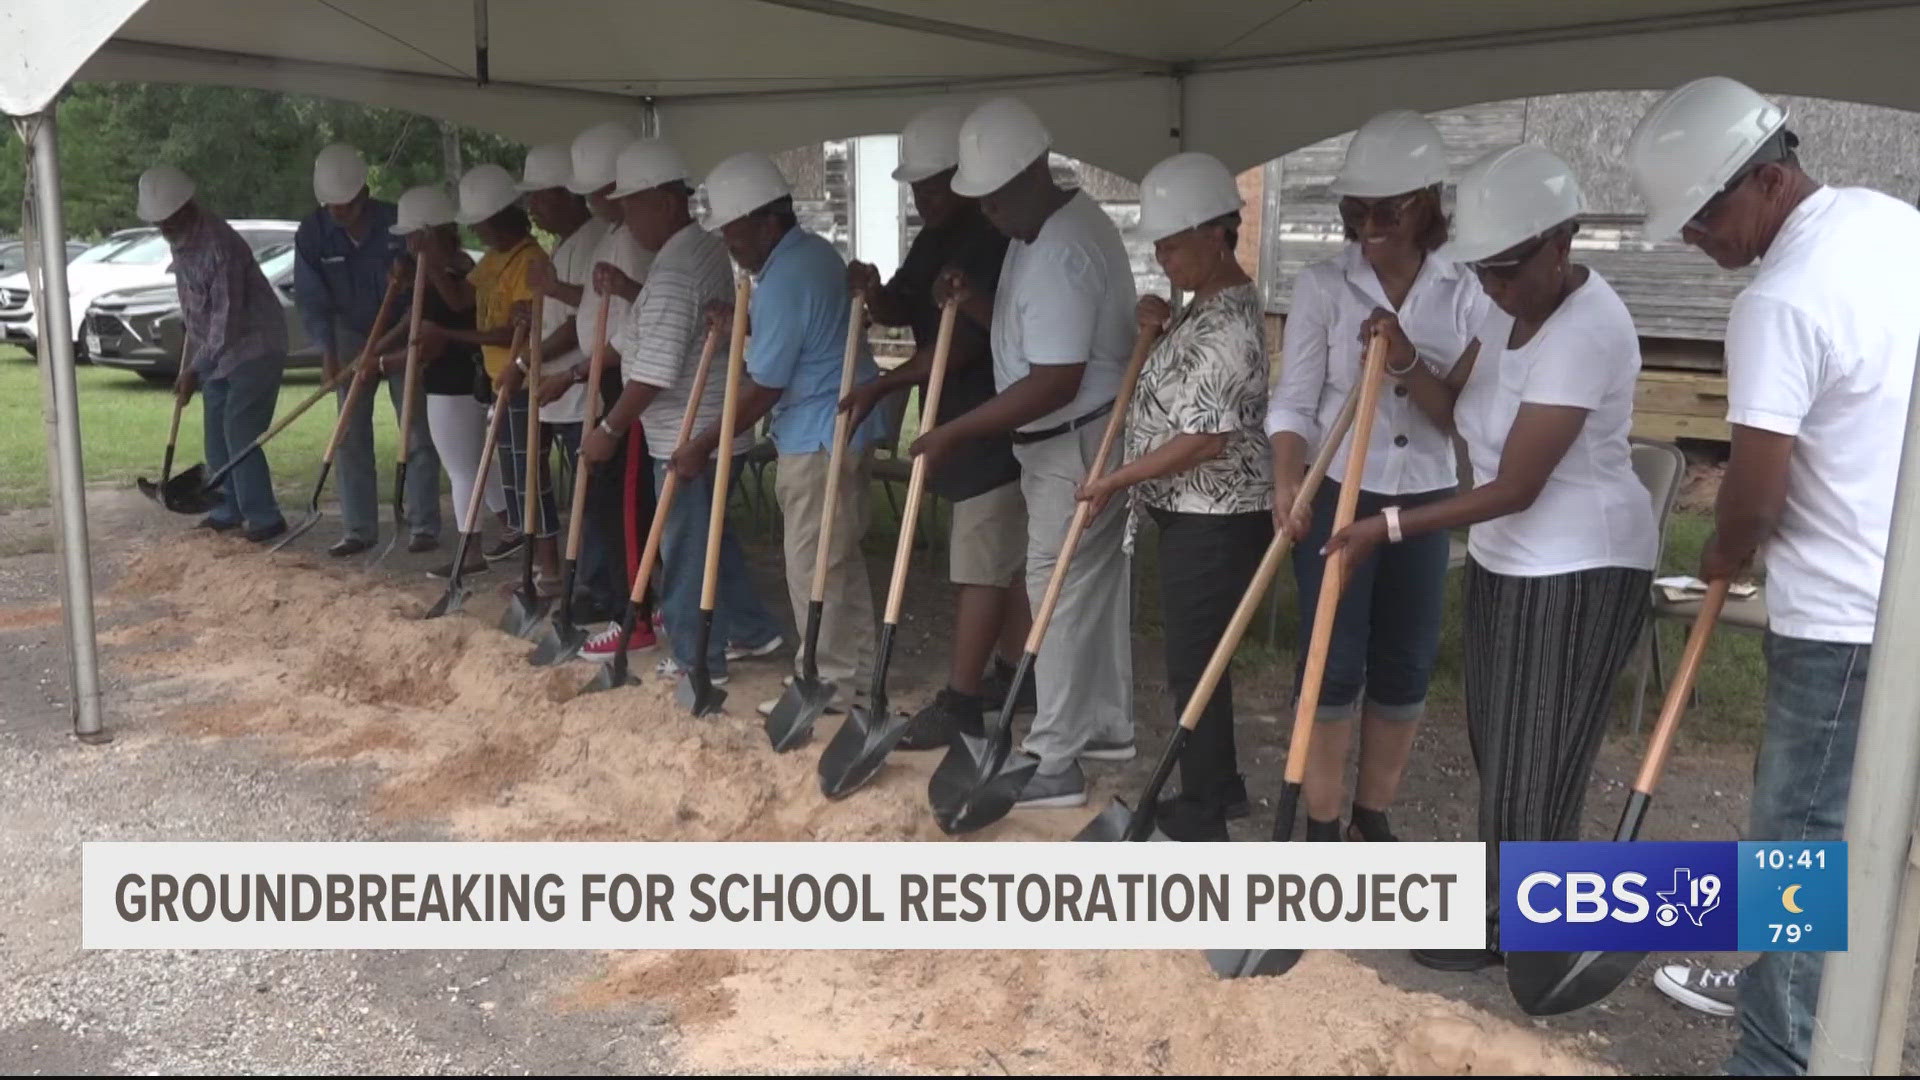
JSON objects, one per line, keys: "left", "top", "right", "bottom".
{"left": 671, "top": 151, "right": 883, "bottom": 709}
{"left": 294, "top": 143, "right": 441, "bottom": 557}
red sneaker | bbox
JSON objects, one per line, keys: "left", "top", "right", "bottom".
{"left": 581, "top": 620, "right": 659, "bottom": 663}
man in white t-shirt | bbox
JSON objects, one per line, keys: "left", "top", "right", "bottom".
{"left": 577, "top": 139, "right": 783, "bottom": 675}
{"left": 517, "top": 141, "right": 621, "bottom": 615}
{"left": 1628, "top": 77, "right": 1920, "bottom": 1074}
{"left": 916, "top": 96, "right": 1138, "bottom": 809}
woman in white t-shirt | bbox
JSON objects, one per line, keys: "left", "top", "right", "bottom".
{"left": 1326, "top": 144, "right": 1657, "bottom": 973}
{"left": 1267, "top": 109, "right": 1487, "bottom": 845}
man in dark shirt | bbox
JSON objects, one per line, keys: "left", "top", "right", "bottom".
{"left": 841, "top": 105, "right": 1034, "bottom": 747}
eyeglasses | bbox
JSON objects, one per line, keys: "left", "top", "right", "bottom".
{"left": 1684, "top": 162, "right": 1764, "bottom": 232}
{"left": 1338, "top": 192, "right": 1418, "bottom": 229}
{"left": 1466, "top": 231, "right": 1555, "bottom": 281}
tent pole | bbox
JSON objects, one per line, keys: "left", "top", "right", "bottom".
{"left": 16, "top": 107, "right": 107, "bottom": 744}
{"left": 1808, "top": 344, "right": 1920, "bottom": 1074}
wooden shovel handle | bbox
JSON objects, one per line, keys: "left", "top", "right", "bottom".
{"left": 881, "top": 300, "right": 958, "bottom": 625}
{"left": 522, "top": 292, "right": 547, "bottom": 538}
{"left": 703, "top": 278, "right": 752, "bottom": 612}
{"left": 456, "top": 324, "right": 524, "bottom": 533}
{"left": 808, "top": 296, "right": 869, "bottom": 605}
{"left": 321, "top": 272, "right": 408, "bottom": 464}
{"left": 1633, "top": 580, "right": 1728, "bottom": 793}
{"left": 562, "top": 296, "right": 614, "bottom": 562}
{"left": 1170, "top": 380, "right": 1363, "bottom": 735}
{"left": 1281, "top": 331, "right": 1393, "bottom": 784}
{"left": 624, "top": 324, "right": 723, "bottom": 607}
{"left": 1022, "top": 322, "right": 1160, "bottom": 654}
{"left": 393, "top": 254, "right": 431, "bottom": 465}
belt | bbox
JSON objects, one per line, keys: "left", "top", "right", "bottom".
{"left": 1009, "top": 399, "right": 1114, "bottom": 446}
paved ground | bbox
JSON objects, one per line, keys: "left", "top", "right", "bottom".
{"left": 1, "top": 483, "right": 1915, "bottom": 1074}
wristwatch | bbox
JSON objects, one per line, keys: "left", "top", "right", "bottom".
{"left": 597, "top": 419, "right": 619, "bottom": 439}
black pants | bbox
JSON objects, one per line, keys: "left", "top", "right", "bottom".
{"left": 1150, "top": 507, "right": 1273, "bottom": 806}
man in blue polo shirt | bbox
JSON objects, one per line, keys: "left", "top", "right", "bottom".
{"left": 670, "top": 151, "right": 883, "bottom": 711}
{"left": 294, "top": 142, "right": 442, "bottom": 557}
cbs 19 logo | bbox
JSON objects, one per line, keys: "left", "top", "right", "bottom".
{"left": 1514, "top": 868, "right": 1723, "bottom": 926}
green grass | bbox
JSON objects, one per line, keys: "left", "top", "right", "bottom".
{"left": 0, "top": 346, "right": 397, "bottom": 510}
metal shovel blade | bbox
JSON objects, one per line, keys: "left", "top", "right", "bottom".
{"left": 674, "top": 673, "right": 726, "bottom": 717}
{"left": 1203, "top": 947, "right": 1304, "bottom": 979}
{"left": 1073, "top": 797, "right": 1169, "bottom": 843}
{"left": 269, "top": 509, "right": 322, "bottom": 553}
{"left": 1505, "top": 948, "right": 1644, "bottom": 1017}
{"left": 930, "top": 732, "right": 1041, "bottom": 836}
{"left": 764, "top": 676, "right": 830, "bottom": 752}
{"left": 421, "top": 579, "right": 470, "bottom": 620}
{"left": 527, "top": 620, "right": 588, "bottom": 666}
{"left": 145, "top": 464, "right": 217, "bottom": 514}
{"left": 817, "top": 702, "right": 908, "bottom": 800}
{"left": 498, "top": 589, "right": 550, "bottom": 639}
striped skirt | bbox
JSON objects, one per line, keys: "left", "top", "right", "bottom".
{"left": 1464, "top": 559, "right": 1651, "bottom": 892}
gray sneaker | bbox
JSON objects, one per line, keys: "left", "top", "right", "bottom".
{"left": 1653, "top": 964, "right": 1739, "bottom": 1017}
{"left": 1078, "top": 736, "right": 1136, "bottom": 762}
{"left": 1014, "top": 762, "right": 1087, "bottom": 809}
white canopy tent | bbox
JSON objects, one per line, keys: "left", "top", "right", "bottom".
{"left": 9, "top": 2, "right": 1920, "bottom": 1073}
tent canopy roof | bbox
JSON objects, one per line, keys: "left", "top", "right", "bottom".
{"left": 41, "top": 1, "right": 1920, "bottom": 176}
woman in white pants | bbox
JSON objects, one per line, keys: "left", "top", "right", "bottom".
{"left": 388, "top": 185, "right": 506, "bottom": 578}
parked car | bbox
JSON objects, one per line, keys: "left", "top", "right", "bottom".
{"left": 0, "top": 239, "right": 93, "bottom": 275}
{"left": 0, "top": 220, "right": 296, "bottom": 359}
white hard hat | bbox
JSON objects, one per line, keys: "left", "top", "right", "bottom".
{"left": 1135, "top": 152, "right": 1242, "bottom": 243}
{"left": 893, "top": 104, "right": 969, "bottom": 183}
{"left": 516, "top": 143, "right": 574, "bottom": 192}
{"left": 951, "top": 96, "right": 1051, "bottom": 198}
{"left": 1329, "top": 110, "right": 1449, "bottom": 198}
{"left": 697, "top": 151, "right": 792, "bottom": 230}
{"left": 1437, "top": 144, "right": 1585, "bottom": 264}
{"left": 455, "top": 163, "right": 521, "bottom": 225}
{"left": 1626, "top": 76, "right": 1789, "bottom": 241}
{"left": 135, "top": 165, "right": 196, "bottom": 223}
{"left": 313, "top": 142, "right": 369, "bottom": 206}
{"left": 608, "top": 140, "right": 690, "bottom": 199}
{"left": 391, "top": 185, "right": 458, "bottom": 235}
{"left": 568, "top": 120, "right": 639, "bottom": 194}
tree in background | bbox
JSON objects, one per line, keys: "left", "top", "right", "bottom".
{"left": 0, "top": 83, "right": 523, "bottom": 238}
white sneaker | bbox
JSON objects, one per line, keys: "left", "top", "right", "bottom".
{"left": 725, "top": 635, "right": 786, "bottom": 662}
{"left": 654, "top": 657, "right": 728, "bottom": 686}
{"left": 1653, "top": 964, "right": 1739, "bottom": 1017}
{"left": 755, "top": 676, "right": 849, "bottom": 717}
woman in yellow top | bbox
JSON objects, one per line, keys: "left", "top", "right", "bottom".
{"left": 418, "top": 164, "right": 554, "bottom": 575}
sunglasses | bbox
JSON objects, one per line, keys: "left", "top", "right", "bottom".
{"left": 1338, "top": 192, "right": 1419, "bottom": 229}
{"left": 1466, "top": 231, "right": 1555, "bottom": 280}
{"left": 1684, "top": 162, "right": 1766, "bottom": 232}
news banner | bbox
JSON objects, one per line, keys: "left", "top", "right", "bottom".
{"left": 80, "top": 841, "right": 1843, "bottom": 952}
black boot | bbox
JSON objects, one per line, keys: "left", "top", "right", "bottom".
{"left": 1151, "top": 794, "right": 1230, "bottom": 841}
{"left": 896, "top": 687, "right": 985, "bottom": 751}
{"left": 1347, "top": 804, "right": 1398, "bottom": 842}
{"left": 1305, "top": 816, "right": 1343, "bottom": 842}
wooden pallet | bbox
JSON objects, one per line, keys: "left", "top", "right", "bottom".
{"left": 1634, "top": 369, "right": 1729, "bottom": 443}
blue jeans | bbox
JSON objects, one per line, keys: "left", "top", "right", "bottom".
{"left": 330, "top": 326, "right": 441, "bottom": 542}
{"left": 548, "top": 422, "right": 628, "bottom": 611}
{"left": 1727, "top": 632, "right": 1870, "bottom": 1076}
{"left": 200, "top": 357, "right": 286, "bottom": 531}
{"left": 653, "top": 459, "right": 781, "bottom": 675}
{"left": 497, "top": 390, "right": 561, "bottom": 539}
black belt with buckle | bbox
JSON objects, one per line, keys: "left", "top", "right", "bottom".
{"left": 1009, "top": 399, "right": 1114, "bottom": 446}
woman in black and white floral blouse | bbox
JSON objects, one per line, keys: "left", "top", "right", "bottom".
{"left": 1077, "top": 152, "right": 1272, "bottom": 841}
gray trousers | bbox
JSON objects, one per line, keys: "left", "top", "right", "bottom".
{"left": 1014, "top": 418, "right": 1133, "bottom": 774}
{"left": 330, "top": 324, "right": 442, "bottom": 542}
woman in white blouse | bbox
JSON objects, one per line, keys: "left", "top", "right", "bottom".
{"left": 1267, "top": 110, "right": 1484, "bottom": 844}
{"left": 1077, "top": 152, "right": 1272, "bottom": 841}
{"left": 1326, "top": 144, "right": 1657, "bottom": 972}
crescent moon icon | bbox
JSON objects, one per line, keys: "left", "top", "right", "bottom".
{"left": 1783, "top": 885, "right": 1804, "bottom": 914}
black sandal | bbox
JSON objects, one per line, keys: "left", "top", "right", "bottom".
{"left": 1347, "top": 805, "right": 1398, "bottom": 842}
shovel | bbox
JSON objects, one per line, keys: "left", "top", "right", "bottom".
{"left": 674, "top": 278, "right": 753, "bottom": 716}
{"left": 136, "top": 333, "right": 193, "bottom": 508}
{"left": 930, "top": 320, "right": 1160, "bottom": 835}
{"left": 579, "top": 324, "right": 724, "bottom": 695}
{"left": 1506, "top": 580, "right": 1729, "bottom": 1016}
{"left": 367, "top": 256, "right": 433, "bottom": 569}
{"left": 268, "top": 274, "right": 407, "bottom": 550}
{"left": 1075, "top": 380, "right": 1361, "bottom": 844}
{"left": 422, "top": 328, "right": 523, "bottom": 619}
{"left": 1205, "top": 330, "right": 1394, "bottom": 980}
{"left": 815, "top": 300, "right": 955, "bottom": 790}
{"left": 500, "top": 293, "right": 553, "bottom": 639}
{"left": 530, "top": 297, "right": 615, "bottom": 665}
{"left": 768, "top": 295, "right": 871, "bottom": 751}
{"left": 143, "top": 366, "right": 354, "bottom": 514}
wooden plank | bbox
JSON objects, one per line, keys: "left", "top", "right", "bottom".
{"left": 1633, "top": 411, "right": 1730, "bottom": 443}
{"left": 1636, "top": 371, "right": 1729, "bottom": 418}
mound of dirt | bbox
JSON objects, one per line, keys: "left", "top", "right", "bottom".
{"left": 98, "top": 538, "right": 1609, "bottom": 1076}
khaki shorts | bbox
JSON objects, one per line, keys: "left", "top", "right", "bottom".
{"left": 949, "top": 479, "right": 1027, "bottom": 588}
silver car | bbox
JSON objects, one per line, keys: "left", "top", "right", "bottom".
{"left": 87, "top": 244, "right": 319, "bottom": 383}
